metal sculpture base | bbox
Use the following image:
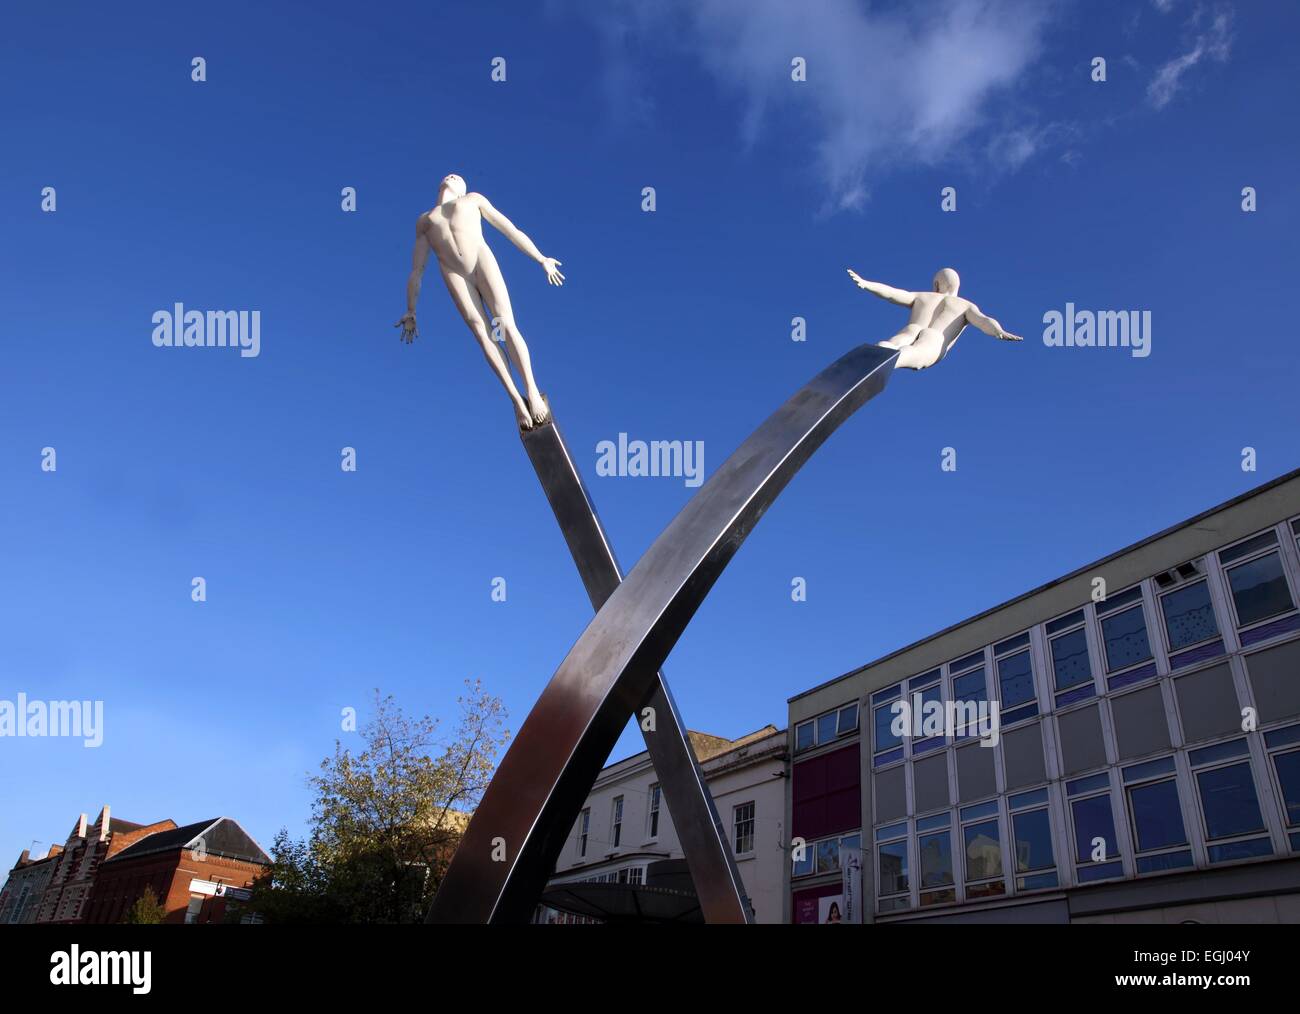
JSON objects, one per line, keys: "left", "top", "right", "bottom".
{"left": 428, "top": 343, "right": 897, "bottom": 923}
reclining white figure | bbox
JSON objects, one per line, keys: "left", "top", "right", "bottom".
{"left": 847, "top": 267, "right": 1022, "bottom": 370}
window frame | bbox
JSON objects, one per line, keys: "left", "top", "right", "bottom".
{"left": 1156, "top": 573, "right": 1221, "bottom": 655}
{"left": 733, "top": 801, "right": 755, "bottom": 857}
{"left": 1120, "top": 756, "right": 1193, "bottom": 875}
{"left": 611, "top": 796, "right": 624, "bottom": 849}
{"left": 1187, "top": 739, "right": 1272, "bottom": 863}
{"left": 1008, "top": 788, "right": 1059, "bottom": 892}
{"left": 1216, "top": 528, "right": 1299, "bottom": 635}
{"left": 647, "top": 784, "right": 661, "bottom": 840}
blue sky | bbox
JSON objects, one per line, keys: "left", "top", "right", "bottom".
{"left": 1, "top": 0, "right": 1297, "bottom": 865}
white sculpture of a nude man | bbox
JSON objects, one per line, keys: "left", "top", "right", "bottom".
{"left": 398, "top": 173, "right": 563, "bottom": 429}
{"left": 847, "top": 267, "right": 1022, "bottom": 370}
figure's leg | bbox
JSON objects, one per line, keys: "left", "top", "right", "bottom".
{"left": 441, "top": 268, "right": 533, "bottom": 428}
{"left": 895, "top": 328, "right": 946, "bottom": 370}
{"left": 474, "top": 247, "right": 549, "bottom": 425}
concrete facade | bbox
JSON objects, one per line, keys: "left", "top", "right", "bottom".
{"left": 787, "top": 469, "right": 1300, "bottom": 923}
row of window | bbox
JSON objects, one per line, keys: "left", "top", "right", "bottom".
{"left": 854, "top": 521, "right": 1300, "bottom": 768}
{"left": 855, "top": 722, "right": 1300, "bottom": 913}
{"left": 575, "top": 790, "right": 756, "bottom": 860}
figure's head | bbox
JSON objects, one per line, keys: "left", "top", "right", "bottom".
{"left": 438, "top": 173, "right": 467, "bottom": 200}
{"left": 933, "top": 268, "right": 960, "bottom": 295}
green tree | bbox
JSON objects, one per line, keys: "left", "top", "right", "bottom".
{"left": 122, "top": 885, "right": 167, "bottom": 924}
{"left": 249, "top": 681, "right": 508, "bottom": 923}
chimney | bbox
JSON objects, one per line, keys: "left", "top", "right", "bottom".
{"left": 74, "top": 813, "right": 87, "bottom": 840}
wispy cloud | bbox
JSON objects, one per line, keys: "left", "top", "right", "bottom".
{"left": 571, "top": 0, "right": 1055, "bottom": 212}
{"left": 1147, "top": 6, "right": 1233, "bottom": 109}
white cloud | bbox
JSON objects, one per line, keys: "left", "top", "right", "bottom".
{"left": 574, "top": 0, "right": 1055, "bottom": 212}
{"left": 1147, "top": 8, "right": 1233, "bottom": 109}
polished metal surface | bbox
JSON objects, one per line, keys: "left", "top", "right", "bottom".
{"left": 518, "top": 419, "right": 752, "bottom": 923}
{"left": 428, "top": 343, "right": 897, "bottom": 923}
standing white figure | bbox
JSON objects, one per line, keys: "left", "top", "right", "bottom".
{"left": 398, "top": 173, "right": 564, "bottom": 429}
{"left": 846, "top": 267, "right": 1022, "bottom": 370}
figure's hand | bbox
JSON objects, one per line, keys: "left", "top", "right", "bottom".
{"left": 395, "top": 312, "right": 418, "bottom": 343}
{"left": 541, "top": 257, "right": 565, "bottom": 287}
{"left": 847, "top": 268, "right": 869, "bottom": 289}
{"left": 998, "top": 330, "right": 1023, "bottom": 342}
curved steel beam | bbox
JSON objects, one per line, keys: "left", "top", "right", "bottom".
{"left": 518, "top": 418, "right": 753, "bottom": 923}
{"left": 428, "top": 343, "right": 897, "bottom": 923}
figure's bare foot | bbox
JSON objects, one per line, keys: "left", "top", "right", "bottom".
{"left": 528, "top": 391, "right": 550, "bottom": 427}
{"left": 513, "top": 398, "right": 535, "bottom": 431}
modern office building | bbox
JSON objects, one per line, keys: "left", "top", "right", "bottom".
{"left": 786, "top": 469, "right": 1300, "bottom": 923}
{"left": 536, "top": 725, "right": 787, "bottom": 923}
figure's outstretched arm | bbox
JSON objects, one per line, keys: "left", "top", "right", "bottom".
{"left": 471, "top": 193, "right": 565, "bottom": 286}
{"left": 396, "top": 219, "right": 430, "bottom": 342}
{"left": 846, "top": 269, "right": 915, "bottom": 306}
{"left": 966, "top": 304, "right": 1023, "bottom": 342}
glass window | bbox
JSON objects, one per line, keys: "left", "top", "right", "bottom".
{"left": 952, "top": 666, "right": 987, "bottom": 706}
{"left": 1160, "top": 580, "right": 1219, "bottom": 651}
{"left": 952, "top": 666, "right": 987, "bottom": 738}
{"left": 918, "top": 830, "right": 954, "bottom": 890}
{"left": 612, "top": 796, "right": 623, "bottom": 848}
{"left": 733, "top": 802, "right": 755, "bottom": 856}
{"left": 579, "top": 808, "right": 590, "bottom": 857}
{"left": 1127, "top": 779, "right": 1187, "bottom": 852}
{"left": 1050, "top": 627, "right": 1092, "bottom": 691}
{"left": 1071, "top": 793, "right": 1118, "bottom": 864}
{"left": 997, "top": 650, "right": 1036, "bottom": 709}
{"left": 817, "top": 712, "right": 838, "bottom": 744}
{"left": 1101, "top": 604, "right": 1153, "bottom": 671}
{"left": 911, "top": 682, "right": 943, "bottom": 747}
{"left": 963, "top": 820, "right": 1003, "bottom": 882}
{"left": 878, "top": 840, "right": 908, "bottom": 896}
{"left": 874, "top": 701, "right": 902, "bottom": 753}
{"left": 1272, "top": 750, "right": 1300, "bottom": 827}
{"left": 1196, "top": 763, "right": 1266, "bottom": 840}
{"left": 792, "top": 844, "right": 814, "bottom": 878}
{"left": 837, "top": 702, "right": 860, "bottom": 735}
{"left": 796, "top": 722, "right": 814, "bottom": 752}
{"left": 816, "top": 837, "right": 839, "bottom": 874}
{"left": 1012, "top": 808, "right": 1055, "bottom": 873}
{"left": 1226, "top": 552, "right": 1295, "bottom": 627}
{"left": 648, "top": 784, "right": 661, "bottom": 838}
{"left": 1220, "top": 531, "right": 1278, "bottom": 564}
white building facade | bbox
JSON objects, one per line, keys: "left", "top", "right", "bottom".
{"left": 538, "top": 726, "right": 787, "bottom": 923}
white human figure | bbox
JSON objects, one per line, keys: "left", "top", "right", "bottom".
{"left": 398, "top": 173, "right": 564, "bottom": 429}
{"left": 846, "top": 267, "right": 1022, "bottom": 370}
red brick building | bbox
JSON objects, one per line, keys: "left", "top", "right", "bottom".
{"left": 85, "top": 817, "right": 270, "bottom": 924}
{"left": 34, "top": 806, "right": 176, "bottom": 924}
{"left": 0, "top": 845, "right": 62, "bottom": 924}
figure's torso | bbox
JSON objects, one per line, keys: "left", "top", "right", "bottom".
{"left": 908, "top": 292, "right": 970, "bottom": 341}
{"left": 423, "top": 198, "right": 484, "bottom": 275}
